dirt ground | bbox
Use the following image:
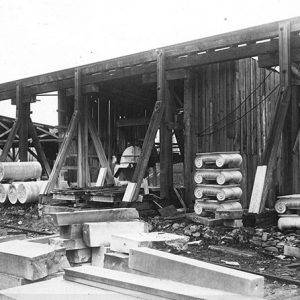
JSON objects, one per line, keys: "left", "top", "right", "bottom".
{"left": 0, "top": 203, "right": 300, "bottom": 299}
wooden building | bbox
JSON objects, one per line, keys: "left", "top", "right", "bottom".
{"left": 0, "top": 17, "right": 299, "bottom": 211}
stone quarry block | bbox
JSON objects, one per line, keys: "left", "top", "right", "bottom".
{"left": 91, "top": 246, "right": 109, "bottom": 267}
{"left": 59, "top": 224, "right": 83, "bottom": 239}
{"left": 49, "top": 237, "right": 87, "bottom": 250}
{"left": 28, "top": 234, "right": 60, "bottom": 244}
{"left": 0, "top": 240, "right": 68, "bottom": 281}
{"left": 104, "top": 252, "right": 130, "bottom": 272}
{"left": 223, "top": 219, "right": 243, "bottom": 228}
{"left": 186, "top": 213, "right": 223, "bottom": 226}
{"left": 110, "top": 232, "right": 189, "bottom": 253}
{"left": 67, "top": 248, "right": 92, "bottom": 264}
{"left": 64, "top": 265, "right": 258, "bottom": 300}
{"left": 284, "top": 245, "right": 300, "bottom": 258}
{"left": 128, "top": 247, "right": 264, "bottom": 298}
{"left": 82, "top": 220, "right": 148, "bottom": 247}
{"left": 0, "top": 272, "right": 30, "bottom": 290}
{"left": 51, "top": 208, "right": 139, "bottom": 226}
{"left": 0, "top": 276, "right": 138, "bottom": 300}
{"left": 215, "top": 209, "right": 243, "bottom": 220}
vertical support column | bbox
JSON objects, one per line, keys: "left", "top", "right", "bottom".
{"left": 183, "top": 70, "right": 195, "bottom": 208}
{"left": 160, "top": 80, "right": 174, "bottom": 200}
{"left": 57, "top": 89, "right": 67, "bottom": 138}
{"left": 17, "top": 82, "right": 30, "bottom": 161}
{"left": 279, "top": 21, "right": 292, "bottom": 195}
{"left": 75, "top": 68, "right": 87, "bottom": 187}
{"left": 84, "top": 95, "right": 90, "bottom": 185}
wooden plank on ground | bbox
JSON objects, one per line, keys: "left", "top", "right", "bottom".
{"left": 64, "top": 266, "right": 258, "bottom": 300}
{"left": 122, "top": 182, "right": 137, "bottom": 202}
{"left": 110, "top": 232, "right": 189, "bottom": 254}
{"left": 0, "top": 240, "right": 68, "bottom": 281}
{"left": 128, "top": 247, "right": 264, "bottom": 298}
{"left": 248, "top": 166, "right": 267, "bottom": 213}
{"left": 51, "top": 208, "right": 139, "bottom": 226}
{"left": 82, "top": 221, "right": 148, "bottom": 247}
{"left": 0, "top": 276, "right": 138, "bottom": 300}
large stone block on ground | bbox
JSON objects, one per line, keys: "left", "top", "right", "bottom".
{"left": 110, "top": 232, "right": 189, "bottom": 253}
{"left": 83, "top": 220, "right": 148, "bottom": 247}
{"left": 51, "top": 208, "right": 139, "bottom": 226}
{"left": 59, "top": 224, "right": 83, "bottom": 239}
{"left": 0, "top": 240, "right": 68, "bottom": 281}
{"left": 67, "top": 248, "right": 92, "bottom": 264}
{"left": 128, "top": 247, "right": 264, "bottom": 298}
{"left": 49, "top": 237, "right": 87, "bottom": 250}
{"left": 0, "top": 276, "right": 138, "bottom": 300}
{"left": 0, "top": 273, "right": 30, "bottom": 290}
{"left": 64, "top": 265, "right": 261, "bottom": 300}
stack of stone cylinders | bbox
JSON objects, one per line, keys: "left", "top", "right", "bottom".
{"left": 193, "top": 152, "right": 244, "bottom": 227}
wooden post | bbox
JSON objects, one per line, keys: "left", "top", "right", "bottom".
{"left": 159, "top": 59, "right": 173, "bottom": 200}
{"left": 84, "top": 96, "right": 90, "bottom": 186}
{"left": 57, "top": 89, "right": 67, "bottom": 137}
{"left": 280, "top": 21, "right": 293, "bottom": 195}
{"left": 17, "top": 83, "right": 30, "bottom": 162}
{"left": 183, "top": 70, "right": 195, "bottom": 208}
{"left": 75, "top": 68, "right": 86, "bottom": 187}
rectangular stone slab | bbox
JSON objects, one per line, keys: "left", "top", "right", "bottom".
{"left": 0, "top": 273, "right": 30, "bottom": 290}
{"left": 59, "top": 224, "right": 83, "bottom": 239}
{"left": 186, "top": 213, "right": 223, "bottom": 226}
{"left": 0, "top": 276, "right": 138, "bottom": 300}
{"left": 49, "top": 237, "right": 87, "bottom": 250}
{"left": 0, "top": 240, "right": 66, "bottom": 281}
{"left": 51, "top": 208, "right": 139, "bottom": 226}
{"left": 110, "top": 232, "right": 189, "bottom": 253}
{"left": 128, "top": 247, "right": 264, "bottom": 298}
{"left": 215, "top": 210, "right": 243, "bottom": 220}
{"left": 67, "top": 248, "right": 92, "bottom": 264}
{"left": 83, "top": 220, "right": 148, "bottom": 247}
{"left": 64, "top": 266, "right": 258, "bottom": 300}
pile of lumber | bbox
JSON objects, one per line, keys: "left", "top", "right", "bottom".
{"left": 192, "top": 152, "right": 244, "bottom": 227}
{"left": 0, "top": 236, "right": 69, "bottom": 290}
{"left": 0, "top": 161, "right": 47, "bottom": 205}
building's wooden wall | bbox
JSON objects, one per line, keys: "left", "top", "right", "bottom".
{"left": 194, "top": 58, "right": 280, "bottom": 207}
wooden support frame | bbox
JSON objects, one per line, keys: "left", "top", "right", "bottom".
{"left": 123, "top": 50, "right": 167, "bottom": 202}
{"left": 44, "top": 110, "right": 80, "bottom": 194}
{"left": 160, "top": 80, "right": 174, "bottom": 200}
{"left": 183, "top": 70, "right": 195, "bottom": 208}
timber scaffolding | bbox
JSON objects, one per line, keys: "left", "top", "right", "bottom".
{"left": 0, "top": 17, "right": 300, "bottom": 211}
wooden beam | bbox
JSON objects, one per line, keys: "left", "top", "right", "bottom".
{"left": 28, "top": 119, "right": 51, "bottom": 177}
{"left": 260, "top": 87, "right": 291, "bottom": 212}
{"left": 183, "top": 70, "right": 195, "bottom": 208}
{"left": 258, "top": 48, "right": 300, "bottom": 68}
{"left": 142, "top": 69, "right": 187, "bottom": 84}
{"left": 280, "top": 22, "right": 293, "bottom": 196}
{"left": 160, "top": 80, "right": 174, "bottom": 200}
{"left": 44, "top": 110, "right": 80, "bottom": 194}
{"left": 66, "top": 84, "right": 99, "bottom": 97}
{"left": 0, "top": 17, "right": 300, "bottom": 101}
{"left": 127, "top": 50, "right": 166, "bottom": 202}
{"left": 88, "top": 118, "right": 114, "bottom": 185}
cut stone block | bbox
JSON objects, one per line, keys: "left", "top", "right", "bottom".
{"left": 215, "top": 209, "right": 243, "bottom": 220}
{"left": 284, "top": 245, "right": 300, "bottom": 258}
{"left": 91, "top": 246, "right": 109, "bottom": 267}
{"left": 104, "top": 252, "right": 130, "bottom": 272}
{"left": 28, "top": 234, "right": 60, "bottom": 244}
{"left": 129, "top": 247, "right": 264, "bottom": 298}
{"left": 67, "top": 248, "right": 92, "bottom": 264}
{"left": 0, "top": 240, "right": 67, "bottom": 281}
{"left": 110, "top": 232, "right": 189, "bottom": 254}
{"left": 0, "top": 234, "right": 26, "bottom": 243}
{"left": 51, "top": 208, "right": 139, "bottom": 226}
{"left": 49, "top": 237, "right": 87, "bottom": 250}
{"left": 59, "top": 224, "right": 83, "bottom": 239}
{"left": 0, "top": 273, "right": 30, "bottom": 290}
{"left": 186, "top": 213, "right": 223, "bottom": 226}
{"left": 0, "top": 276, "right": 138, "bottom": 300}
{"left": 223, "top": 219, "right": 243, "bottom": 228}
{"left": 65, "top": 265, "right": 259, "bottom": 300}
{"left": 83, "top": 220, "right": 148, "bottom": 247}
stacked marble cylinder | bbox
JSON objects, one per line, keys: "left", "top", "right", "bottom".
{"left": 193, "top": 152, "right": 243, "bottom": 226}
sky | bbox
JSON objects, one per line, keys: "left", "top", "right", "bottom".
{"left": 0, "top": 0, "right": 299, "bottom": 125}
